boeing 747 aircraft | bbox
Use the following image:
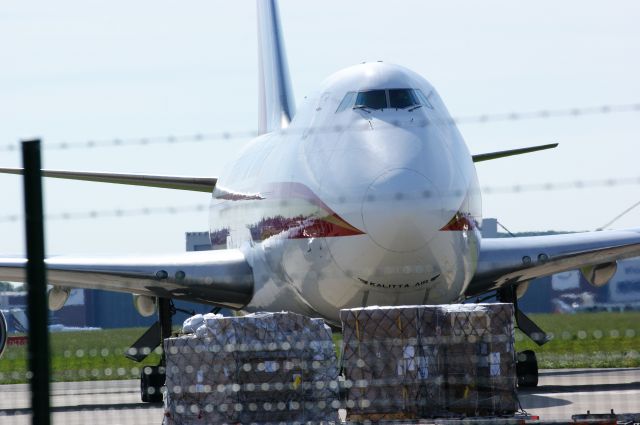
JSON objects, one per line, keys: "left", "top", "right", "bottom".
{"left": 2, "top": 0, "right": 640, "bottom": 399}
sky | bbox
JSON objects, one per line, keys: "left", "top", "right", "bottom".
{"left": 1, "top": 1, "right": 640, "bottom": 256}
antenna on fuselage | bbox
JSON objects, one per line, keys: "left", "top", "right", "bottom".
{"left": 257, "top": 0, "right": 296, "bottom": 135}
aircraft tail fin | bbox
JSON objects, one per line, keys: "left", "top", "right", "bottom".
{"left": 257, "top": 0, "right": 296, "bottom": 135}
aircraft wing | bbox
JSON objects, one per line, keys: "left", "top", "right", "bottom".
{"left": 471, "top": 143, "right": 558, "bottom": 163}
{"left": 0, "top": 250, "right": 254, "bottom": 309}
{"left": 0, "top": 168, "right": 217, "bottom": 193}
{"left": 466, "top": 227, "right": 640, "bottom": 297}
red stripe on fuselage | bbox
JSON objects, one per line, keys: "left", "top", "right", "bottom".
{"left": 216, "top": 182, "right": 365, "bottom": 242}
{"left": 440, "top": 212, "right": 477, "bottom": 231}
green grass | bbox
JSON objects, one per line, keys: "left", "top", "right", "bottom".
{"left": 1, "top": 312, "right": 639, "bottom": 385}
{"left": 514, "top": 312, "right": 640, "bottom": 369}
{"left": 0, "top": 327, "right": 163, "bottom": 384}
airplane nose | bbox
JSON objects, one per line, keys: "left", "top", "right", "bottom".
{"left": 361, "top": 168, "right": 444, "bottom": 253}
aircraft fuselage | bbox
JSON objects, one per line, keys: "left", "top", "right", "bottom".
{"left": 210, "top": 62, "right": 482, "bottom": 324}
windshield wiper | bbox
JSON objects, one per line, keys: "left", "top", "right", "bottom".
{"left": 353, "top": 105, "right": 372, "bottom": 113}
{"left": 408, "top": 104, "right": 423, "bottom": 112}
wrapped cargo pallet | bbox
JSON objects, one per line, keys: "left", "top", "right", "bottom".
{"left": 163, "top": 312, "right": 339, "bottom": 425}
{"left": 340, "top": 306, "right": 448, "bottom": 421}
{"left": 340, "top": 303, "right": 518, "bottom": 420}
{"left": 439, "top": 304, "right": 518, "bottom": 416}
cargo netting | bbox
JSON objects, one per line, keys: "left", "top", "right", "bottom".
{"left": 340, "top": 303, "right": 518, "bottom": 421}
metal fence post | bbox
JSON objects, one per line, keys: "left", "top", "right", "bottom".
{"left": 22, "top": 139, "right": 51, "bottom": 425}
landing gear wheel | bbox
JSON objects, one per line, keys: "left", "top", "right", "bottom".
{"left": 141, "top": 365, "right": 166, "bottom": 403}
{"left": 516, "top": 350, "right": 539, "bottom": 388}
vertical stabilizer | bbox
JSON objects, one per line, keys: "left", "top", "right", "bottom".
{"left": 257, "top": 0, "right": 296, "bottom": 134}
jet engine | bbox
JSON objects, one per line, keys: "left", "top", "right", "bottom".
{"left": 516, "top": 281, "right": 530, "bottom": 299}
{"left": 133, "top": 295, "right": 157, "bottom": 317}
{"left": 48, "top": 286, "right": 71, "bottom": 311}
{"left": 580, "top": 262, "right": 617, "bottom": 287}
{"left": 0, "top": 310, "right": 7, "bottom": 358}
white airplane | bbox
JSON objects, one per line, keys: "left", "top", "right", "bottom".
{"left": 2, "top": 0, "right": 640, "bottom": 399}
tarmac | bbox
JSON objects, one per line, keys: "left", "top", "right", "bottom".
{"left": 518, "top": 367, "right": 640, "bottom": 420}
{"left": 0, "top": 368, "right": 638, "bottom": 424}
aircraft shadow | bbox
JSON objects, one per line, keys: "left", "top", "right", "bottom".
{"left": 518, "top": 393, "right": 572, "bottom": 408}
{"left": 521, "top": 381, "right": 640, "bottom": 394}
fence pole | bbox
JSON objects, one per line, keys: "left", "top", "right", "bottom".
{"left": 22, "top": 139, "right": 51, "bottom": 425}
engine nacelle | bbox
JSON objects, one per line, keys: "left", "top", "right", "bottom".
{"left": 0, "top": 310, "right": 7, "bottom": 358}
{"left": 516, "top": 281, "right": 530, "bottom": 299}
{"left": 133, "top": 295, "right": 157, "bottom": 317}
{"left": 48, "top": 286, "right": 71, "bottom": 311}
{"left": 580, "top": 262, "right": 617, "bottom": 287}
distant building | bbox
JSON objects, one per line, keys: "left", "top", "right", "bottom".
{"left": 186, "top": 231, "right": 213, "bottom": 251}
{"left": 480, "top": 218, "right": 498, "bottom": 238}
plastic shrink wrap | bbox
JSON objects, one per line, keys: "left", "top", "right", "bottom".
{"left": 163, "top": 312, "right": 339, "bottom": 424}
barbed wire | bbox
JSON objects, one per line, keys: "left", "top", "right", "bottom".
{"left": 481, "top": 175, "right": 640, "bottom": 194}
{"left": 0, "top": 204, "right": 209, "bottom": 223}
{"left": 452, "top": 102, "right": 640, "bottom": 124}
{"left": 1, "top": 103, "right": 639, "bottom": 152}
{"left": 0, "top": 130, "right": 258, "bottom": 153}
{"left": 1, "top": 175, "right": 640, "bottom": 223}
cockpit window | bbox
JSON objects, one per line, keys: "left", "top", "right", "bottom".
{"left": 355, "top": 90, "right": 387, "bottom": 110}
{"left": 335, "top": 88, "right": 434, "bottom": 113}
{"left": 413, "top": 89, "right": 434, "bottom": 109}
{"left": 335, "top": 91, "right": 356, "bottom": 112}
{"left": 388, "top": 89, "right": 418, "bottom": 108}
